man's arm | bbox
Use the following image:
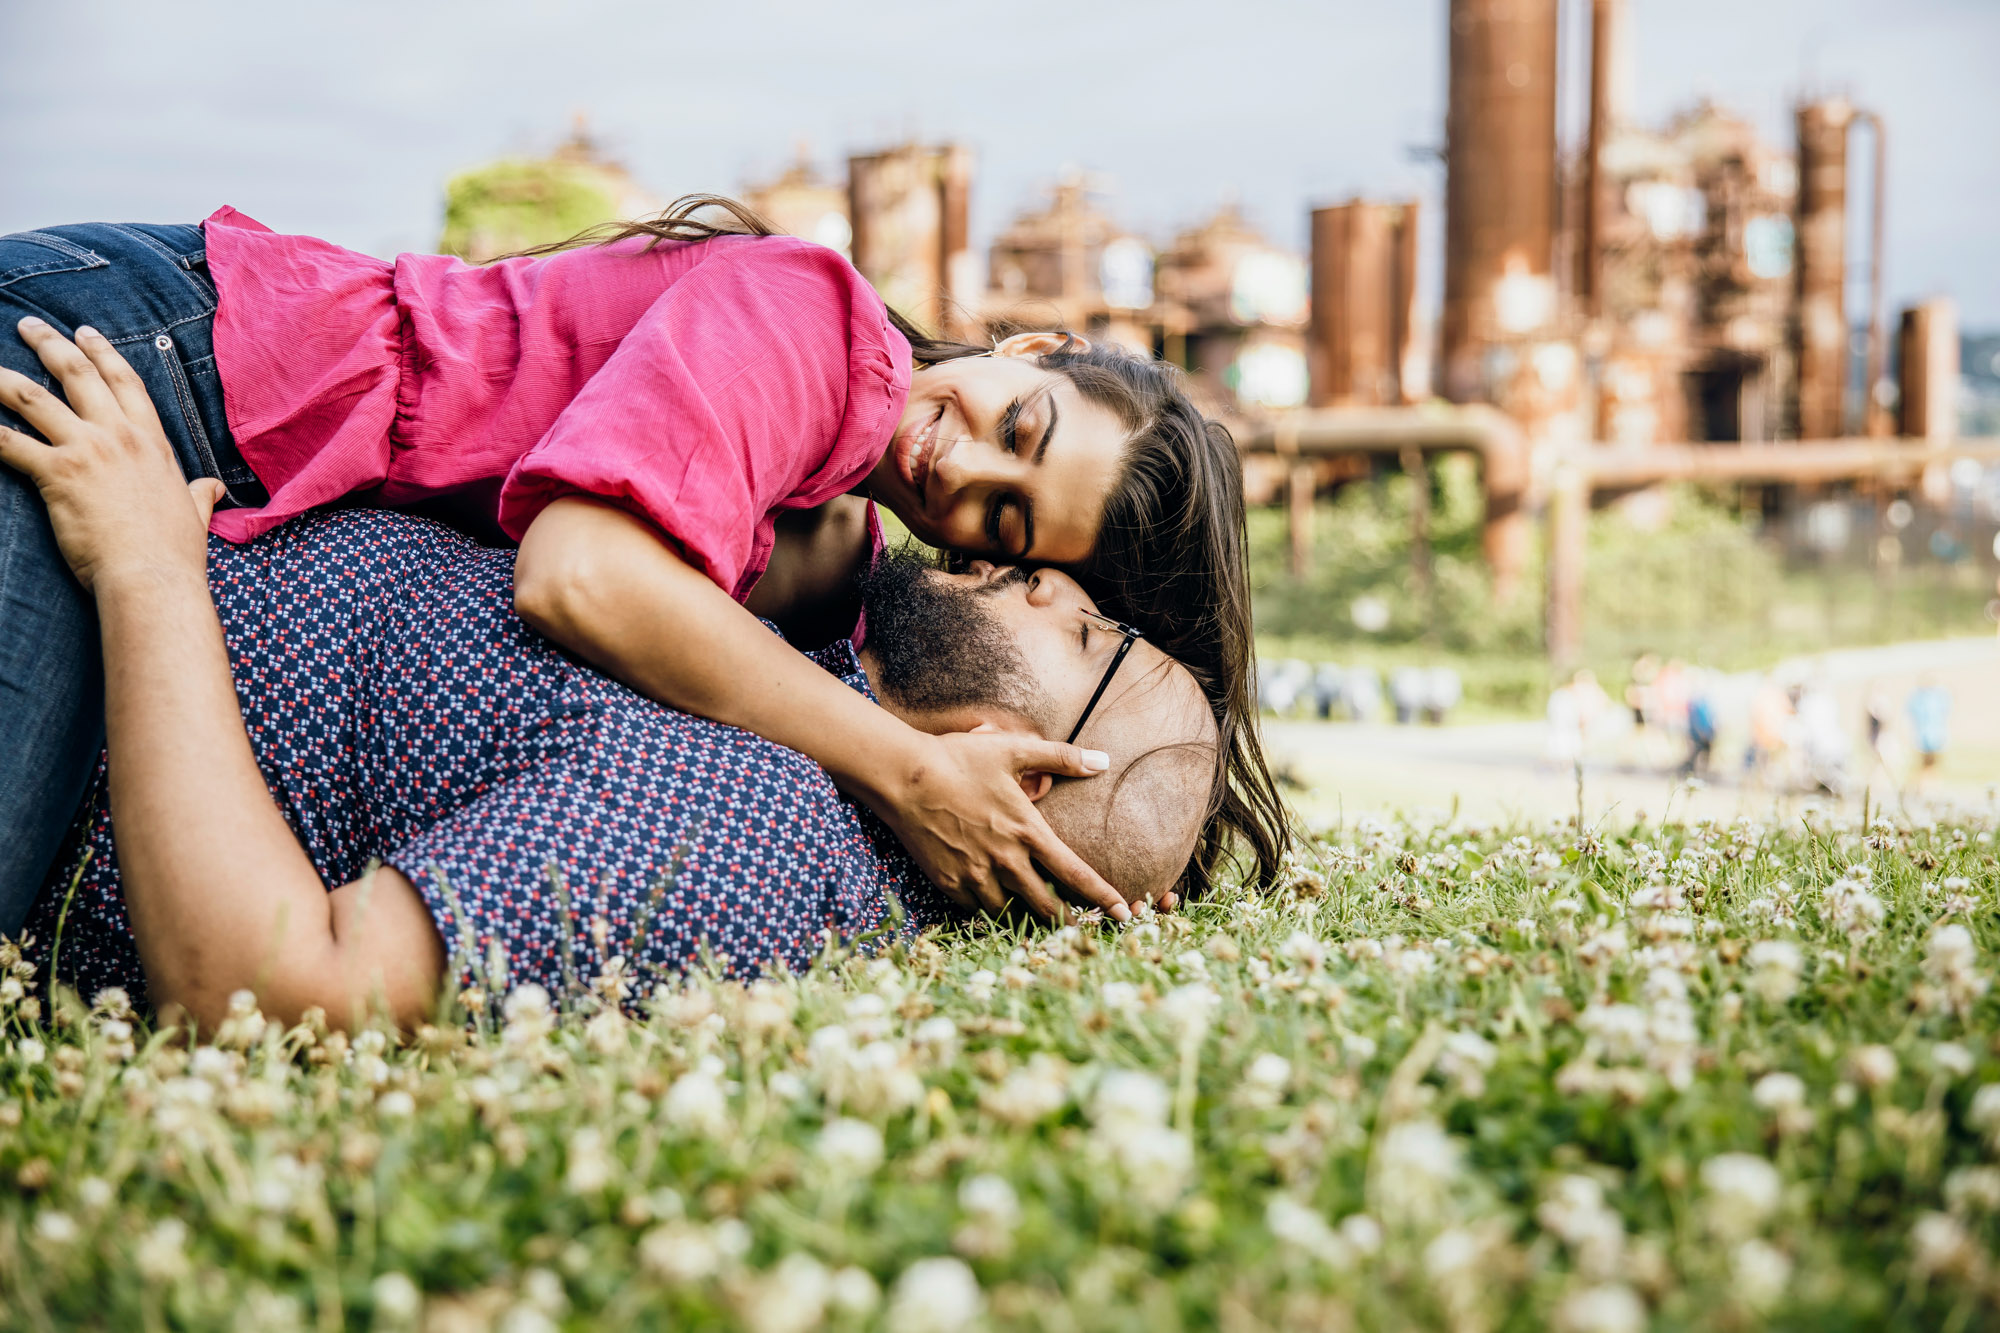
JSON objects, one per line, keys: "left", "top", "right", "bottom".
{"left": 0, "top": 319, "right": 443, "bottom": 1030}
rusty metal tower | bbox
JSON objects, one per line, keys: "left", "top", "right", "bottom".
{"left": 1440, "top": 0, "right": 1561, "bottom": 403}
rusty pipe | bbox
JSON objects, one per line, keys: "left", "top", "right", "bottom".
{"left": 1233, "top": 405, "right": 1532, "bottom": 596}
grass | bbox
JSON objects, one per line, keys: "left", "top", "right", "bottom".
{"left": 4, "top": 808, "right": 2000, "bottom": 1330}
{"left": 1252, "top": 460, "right": 1996, "bottom": 716}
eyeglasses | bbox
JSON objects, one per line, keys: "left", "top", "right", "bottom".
{"left": 1066, "top": 609, "right": 1144, "bottom": 745}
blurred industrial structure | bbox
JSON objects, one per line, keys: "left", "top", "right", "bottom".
{"left": 442, "top": 0, "right": 1993, "bottom": 666}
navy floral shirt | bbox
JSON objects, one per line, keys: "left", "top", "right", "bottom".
{"left": 27, "top": 510, "right": 951, "bottom": 1008}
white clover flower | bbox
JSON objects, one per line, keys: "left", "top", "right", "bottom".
{"left": 134, "top": 1217, "right": 190, "bottom": 1283}
{"left": 1281, "top": 932, "right": 1327, "bottom": 972}
{"left": 665, "top": 1070, "right": 731, "bottom": 1139}
{"left": 952, "top": 1173, "right": 1022, "bottom": 1258}
{"left": 1159, "top": 983, "right": 1219, "bottom": 1038}
{"left": 1848, "top": 1045, "right": 1898, "bottom": 1090}
{"left": 1945, "top": 1166, "right": 2000, "bottom": 1214}
{"left": 1821, "top": 879, "right": 1884, "bottom": 941}
{"left": 1746, "top": 941, "right": 1805, "bottom": 1005}
{"left": 963, "top": 970, "right": 998, "bottom": 1004}
{"left": 1242, "top": 1053, "right": 1293, "bottom": 1106}
{"left": 1934, "top": 1042, "right": 1976, "bottom": 1079}
{"left": 980, "top": 1057, "right": 1070, "bottom": 1127}
{"left": 1091, "top": 1068, "right": 1171, "bottom": 1133}
{"left": 766, "top": 1071, "right": 809, "bottom": 1104}
{"left": 565, "top": 1127, "right": 614, "bottom": 1195}
{"left": 1578, "top": 1004, "right": 1649, "bottom": 1064}
{"left": 75, "top": 1176, "right": 113, "bottom": 1211}
{"left": 372, "top": 1272, "right": 422, "bottom": 1323}
{"left": 1339, "top": 1213, "right": 1383, "bottom": 1255}
{"left": 1752, "top": 1072, "right": 1806, "bottom": 1112}
{"left": 1265, "top": 1195, "right": 1350, "bottom": 1266}
{"left": 1173, "top": 949, "right": 1209, "bottom": 979}
{"left": 1113, "top": 1124, "right": 1196, "bottom": 1210}
{"left": 377, "top": 1089, "right": 416, "bottom": 1119}
{"left": 1423, "top": 1227, "right": 1481, "bottom": 1279}
{"left": 887, "top": 1256, "right": 983, "bottom": 1333}
{"left": 1731, "top": 1239, "right": 1791, "bottom": 1311}
{"left": 1910, "top": 1211, "right": 1974, "bottom": 1277}
{"left": 912, "top": 1016, "right": 959, "bottom": 1057}
{"left": 497, "top": 1306, "right": 557, "bottom": 1333}
{"left": 1436, "top": 1030, "right": 1498, "bottom": 1097}
{"left": 817, "top": 1118, "right": 885, "bottom": 1177}
{"left": 739, "top": 1253, "right": 830, "bottom": 1333}
{"left": 16, "top": 1038, "right": 46, "bottom": 1067}
{"left": 1373, "top": 1119, "right": 1463, "bottom": 1225}
{"left": 639, "top": 1221, "right": 722, "bottom": 1284}
{"left": 1098, "top": 981, "right": 1141, "bottom": 1013}
{"left": 842, "top": 1042, "right": 925, "bottom": 1118}
{"left": 828, "top": 1266, "right": 880, "bottom": 1316}
{"left": 1969, "top": 1084, "right": 2000, "bottom": 1143}
{"left": 1701, "top": 1153, "right": 1782, "bottom": 1234}
{"left": 1556, "top": 1283, "right": 1646, "bottom": 1333}
{"left": 501, "top": 983, "right": 554, "bottom": 1046}
{"left": 520, "top": 1269, "right": 567, "bottom": 1317}
{"left": 33, "top": 1210, "right": 78, "bottom": 1245}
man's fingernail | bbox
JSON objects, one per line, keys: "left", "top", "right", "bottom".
{"left": 18, "top": 316, "right": 45, "bottom": 330}
{"left": 1082, "top": 749, "right": 1110, "bottom": 772}
{"left": 75, "top": 325, "right": 97, "bottom": 339}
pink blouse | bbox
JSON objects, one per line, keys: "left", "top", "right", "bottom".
{"left": 202, "top": 208, "right": 910, "bottom": 600}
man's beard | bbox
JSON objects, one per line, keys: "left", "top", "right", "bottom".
{"left": 857, "top": 545, "right": 1050, "bottom": 726}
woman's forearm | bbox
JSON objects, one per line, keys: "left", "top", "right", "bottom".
{"left": 95, "top": 563, "right": 437, "bottom": 1027}
{"left": 517, "top": 498, "right": 929, "bottom": 804}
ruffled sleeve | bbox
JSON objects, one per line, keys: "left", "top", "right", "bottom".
{"left": 496, "top": 236, "right": 909, "bottom": 601}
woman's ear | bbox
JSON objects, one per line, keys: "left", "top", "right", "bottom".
{"left": 993, "top": 330, "right": 1090, "bottom": 360}
{"left": 1017, "top": 771, "right": 1054, "bottom": 802}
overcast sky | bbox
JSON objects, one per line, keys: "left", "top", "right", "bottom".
{"left": 3, "top": 0, "right": 1993, "bottom": 325}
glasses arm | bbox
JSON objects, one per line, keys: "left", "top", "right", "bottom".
{"left": 1064, "top": 632, "right": 1140, "bottom": 745}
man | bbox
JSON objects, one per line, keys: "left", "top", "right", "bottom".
{"left": 5, "top": 330, "right": 1217, "bottom": 1029}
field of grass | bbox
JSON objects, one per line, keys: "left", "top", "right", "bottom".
{"left": 1252, "top": 462, "right": 1996, "bottom": 716}
{"left": 4, "top": 809, "right": 2000, "bottom": 1330}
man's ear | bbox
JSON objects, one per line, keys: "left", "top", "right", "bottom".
{"left": 994, "top": 330, "right": 1091, "bottom": 360}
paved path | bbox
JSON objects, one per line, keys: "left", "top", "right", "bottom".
{"left": 1264, "top": 636, "right": 2000, "bottom": 829}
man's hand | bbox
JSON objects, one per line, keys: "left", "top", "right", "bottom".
{"left": 0, "top": 317, "right": 223, "bottom": 592}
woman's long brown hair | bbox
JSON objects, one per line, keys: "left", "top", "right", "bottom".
{"left": 510, "top": 194, "right": 1292, "bottom": 897}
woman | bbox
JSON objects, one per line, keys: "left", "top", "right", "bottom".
{"left": 0, "top": 200, "right": 1286, "bottom": 930}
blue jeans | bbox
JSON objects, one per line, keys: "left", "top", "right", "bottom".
{"left": 0, "top": 223, "right": 264, "bottom": 934}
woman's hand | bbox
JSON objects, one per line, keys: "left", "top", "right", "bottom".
{"left": 882, "top": 728, "right": 1126, "bottom": 921}
{"left": 0, "top": 317, "right": 225, "bottom": 591}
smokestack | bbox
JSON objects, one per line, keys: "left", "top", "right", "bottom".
{"left": 1793, "top": 99, "right": 1852, "bottom": 439}
{"left": 1441, "top": 0, "right": 1561, "bottom": 403}
{"left": 1309, "top": 200, "right": 1421, "bottom": 407}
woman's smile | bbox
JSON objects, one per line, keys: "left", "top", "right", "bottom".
{"left": 897, "top": 403, "right": 947, "bottom": 497}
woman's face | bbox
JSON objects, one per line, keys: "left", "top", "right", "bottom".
{"left": 866, "top": 333, "right": 1127, "bottom": 564}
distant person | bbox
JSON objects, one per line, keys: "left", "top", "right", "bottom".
{"left": 0, "top": 202, "right": 1283, "bottom": 930}
{"left": 1794, "top": 678, "right": 1850, "bottom": 796}
{"left": 1907, "top": 678, "right": 1953, "bottom": 786}
{"left": 1546, "top": 669, "right": 1609, "bottom": 769}
{"left": 1421, "top": 667, "right": 1462, "bottom": 725}
{"left": 1745, "top": 677, "right": 1795, "bottom": 790}
{"left": 1682, "top": 677, "right": 1719, "bottom": 778}
{"left": 1390, "top": 667, "right": 1425, "bottom": 725}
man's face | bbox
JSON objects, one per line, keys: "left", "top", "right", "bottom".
{"left": 857, "top": 547, "right": 1176, "bottom": 746}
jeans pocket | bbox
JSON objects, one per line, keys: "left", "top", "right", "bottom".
{"left": 151, "top": 332, "right": 223, "bottom": 481}
{"left": 0, "top": 232, "right": 108, "bottom": 291}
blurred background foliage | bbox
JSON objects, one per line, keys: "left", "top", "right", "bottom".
{"left": 1252, "top": 458, "right": 1994, "bottom": 717}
